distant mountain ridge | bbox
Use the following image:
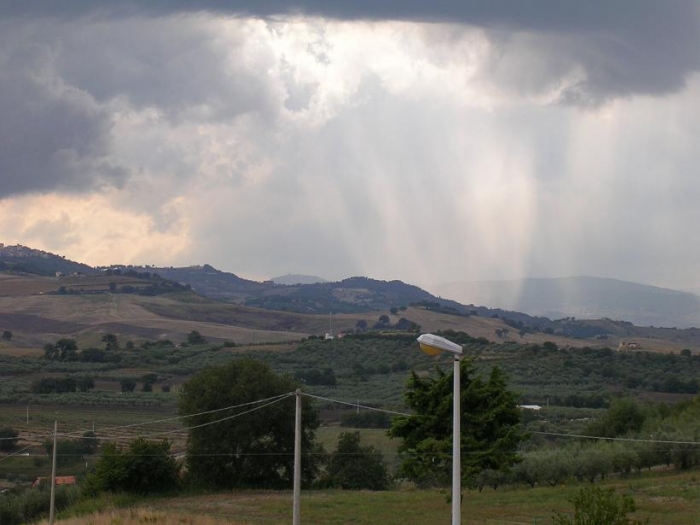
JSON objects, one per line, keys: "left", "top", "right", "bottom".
{"left": 4, "top": 242, "right": 700, "bottom": 329}
{"left": 147, "top": 267, "right": 475, "bottom": 315}
{"left": 430, "top": 276, "right": 700, "bottom": 329}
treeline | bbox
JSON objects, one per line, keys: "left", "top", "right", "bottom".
{"left": 492, "top": 440, "right": 679, "bottom": 491}
{"left": 490, "top": 342, "right": 700, "bottom": 403}
{"left": 502, "top": 396, "right": 700, "bottom": 492}
{"left": 31, "top": 377, "right": 94, "bottom": 394}
{"left": 43, "top": 338, "right": 121, "bottom": 364}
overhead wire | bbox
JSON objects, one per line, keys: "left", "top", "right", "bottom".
{"left": 301, "top": 392, "right": 410, "bottom": 416}
{"left": 7, "top": 391, "right": 700, "bottom": 462}
{"left": 58, "top": 391, "right": 295, "bottom": 438}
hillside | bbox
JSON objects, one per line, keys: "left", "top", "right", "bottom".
{"left": 4, "top": 243, "right": 700, "bottom": 348}
{"left": 0, "top": 244, "right": 98, "bottom": 277}
{"left": 141, "top": 266, "right": 481, "bottom": 316}
{"left": 430, "top": 276, "right": 700, "bottom": 329}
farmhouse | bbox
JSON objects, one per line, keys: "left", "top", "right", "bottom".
{"left": 32, "top": 475, "right": 77, "bottom": 489}
{"left": 618, "top": 341, "right": 640, "bottom": 352}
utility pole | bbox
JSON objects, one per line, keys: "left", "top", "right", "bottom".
{"left": 49, "top": 420, "right": 58, "bottom": 525}
{"left": 293, "top": 389, "right": 302, "bottom": 525}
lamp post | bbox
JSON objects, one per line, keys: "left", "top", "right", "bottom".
{"left": 417, "top": 333, "right": 463, "bottom": 525}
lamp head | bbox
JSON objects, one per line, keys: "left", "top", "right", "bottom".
{"left": 417, "top": 333, "right": 463, "bottom": 356}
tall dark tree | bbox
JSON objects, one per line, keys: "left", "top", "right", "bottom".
{"left": 179, "top": 359, "right": 321, "bottom": 489}
{"left": 389, "top": 359, "right": 526, "bottom": 487}
{"left": 1, "top": 330, "right": 12, "bottom": 341}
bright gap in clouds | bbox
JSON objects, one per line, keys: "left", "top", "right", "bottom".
{"left": 0, "top": 13, "right": 699, "bottom": 291}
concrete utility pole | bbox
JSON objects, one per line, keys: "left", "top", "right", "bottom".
{"left": 49, "top": 420, "right": 58, "bottom": 525}
{"left": 293, "top": 389, "right": 302, "bottom": 525}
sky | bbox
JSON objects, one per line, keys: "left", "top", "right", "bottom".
{"left": 1, "top": 1, "right": 700, "bottom": 292}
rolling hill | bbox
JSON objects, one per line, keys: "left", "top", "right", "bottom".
{"left": 4, "top": 243, "right": 700, "bottom": 350}
{"left": 430, "top": 276, "right": 700, "bottom": 329}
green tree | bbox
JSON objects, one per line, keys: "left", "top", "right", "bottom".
{"left": 389, "top": 360, "right": 526, "bottom": 487}
{"left": 77, "top": 377, "right": 95, "bottom": 392}
{"left": 81, "top": 431, "right": 99, "bottom": 455}
{"left": 321, "top": 431, "right": 389, "bottom": 490}
{"left": 0, "top": 426, "right": 19, "bottom": 451}
{"left": 55, "top": 338, "right": 78, "bottom": 361}
{"left": 553, "top": 485, "right": 649, "bottom": 525}
{"left": 179, "top": 359, "right": 321, "bottom": 489}
{"left": 43, "top": 343, "right": 58, "bottom": 361}
{"left": 186, "top": 330, "right": 206, "bottom": 345}
{"left": 44, "top": 438, "right": 93, "bottom": 467}
{"left": 141, "top": 373, "right": 157, "bottom": 392}
{"left": 102, "top": 333, "right": 119, "bottom": 352}
{"left": 84, "top": 438, "right": 179, "bottom": 495}
{"left": 588, "top": 398, "right": 647, "bottom": 438}
{"left": 120, "top": 378, "right": 137, "bottom": 393}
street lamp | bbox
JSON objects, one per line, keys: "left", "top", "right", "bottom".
{"left": 417, "top": 333, "right": 463, "bottom": 525}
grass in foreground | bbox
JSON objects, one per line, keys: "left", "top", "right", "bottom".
{"left": 38, "top": 469, "right": 700, "bottom": 525}
{"left": 39, "top": 508, "right": 237, "bottom": 525}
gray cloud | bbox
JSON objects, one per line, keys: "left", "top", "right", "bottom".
{"left": 1, "top": 3, "right": 699, "bottom": 294}
{"left": 0, "top": 27, "right": 128, "bottom": 198}
{"left": 0, "top": 15, "right": 279, "bottom": 198}
{"left": 51, "top": 18, "right": 277, "bottom": 122}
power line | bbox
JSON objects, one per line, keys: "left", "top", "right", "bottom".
{"left": 59, "top": 391, "right": 295, "bottom": 438}
{"left": 302, "top": 392, "right": 410, "bottom": 416}
{"left": 533, "top": 430, "right": 700, "bottom": 446}
{"left": 136, "top": 392, "right": 295, "bottom": 439}
{"left": 0, "top": 444, "right": 34, "bottom": 464}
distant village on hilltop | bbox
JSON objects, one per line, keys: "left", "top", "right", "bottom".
{"left": 0, "top": 243, "right": 53, "bottom": 259}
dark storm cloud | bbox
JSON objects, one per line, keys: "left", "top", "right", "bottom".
{"left": 0, "top": 15, "right": 273, "bottom": 198}
{"left": 50, "top": 17, "right": 276, "bottom": 121}
{"left": 1, "top": 0, "right": 698, "bottom": 199}
{"left": 3, "top": 0, "right": 699, "bottom": 103}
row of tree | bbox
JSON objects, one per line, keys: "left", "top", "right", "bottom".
{"left": 82, "top": 357, "right": 525, "bottom": 495}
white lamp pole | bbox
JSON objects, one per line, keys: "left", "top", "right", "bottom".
{"left": 452, "top": 354, "right": 460, "bottom": 525}
{"left": 417, "top": 333, "right": 463, "bottom": 525}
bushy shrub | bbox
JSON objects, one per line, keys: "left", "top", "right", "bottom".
{"left": 319, "top": 431, "right": 389, "bottom": 490}
{"left": 0, "top": 486, "right": 78, "bottom": 525}
{"left": 84, "top": 438, "right": 180, "bottom": 495}
{"left": 553, "top": 485, "right": 649, "bottom": 525}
